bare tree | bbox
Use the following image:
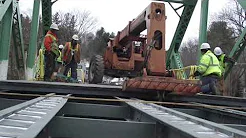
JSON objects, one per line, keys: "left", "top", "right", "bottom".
{"left": 218, "top": 0, "right": 245, "bottom": 36}
{"left": 217, "top": 0, "right": 246, "bottom": 97}
{"left": 207, "top": 21, "right": 236, "bottom": 54}
{"left": 180, "top": 38, "right": 198, "bottom": 66}
{"left": 53, "top": 10, "right": 98, "bottom": 45}
{"left": 74, "top": 10, "right": 98, "bottom": 38}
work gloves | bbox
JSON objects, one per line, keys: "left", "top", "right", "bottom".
{"left": 193, "top": 71, "right": 201, "bottom": 77}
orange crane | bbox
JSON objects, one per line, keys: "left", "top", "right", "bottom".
{"left": 88, "top": 2, "right": 200, "bottom": 95}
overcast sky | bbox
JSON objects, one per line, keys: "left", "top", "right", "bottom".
{"left": 19, "top": 0, "right": 231, "bottom": 49}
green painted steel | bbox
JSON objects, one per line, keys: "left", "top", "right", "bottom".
{"left": 166, "top": 3, "right": 197, "bottom": 77}
{"left": 42, "top": 0, "right": 52, "bottom": 36}
{"left": 169, "top": 53, "right": 185, "bottom": 78}
{"left": 12, "top": 4, "right": 25, "bottom": 79}
{"left": 26, "top": 0, "right": 40, "bottom": 69}
{"left": 0, "top": 1, "right": 13, "bottom": 61}
{"left": 18, "top": 96, "right": 68, "bottom": 138}
{"left": 237, "top": 0, "right": 246, "bottom": 9}
{"left": 224, "top": 27, "right": 246, "bottom": 78}
{"left": 224, "top": 0, "right": 246, "bottom": 78}
{"left": 57, "top": 102, "right": 130, "bottom": 119}
{"left": 198, "top": 0, "right": 209, "bottom": 61}
{"left": 48, "top": 116, "right": 156, "bottom": 138}
{"left": 0, "top": 0, "right": 12, "bottom": 21}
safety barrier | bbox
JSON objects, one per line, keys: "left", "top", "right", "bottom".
{"left": 171, "top": 65, "right": 198, "bottom": 80}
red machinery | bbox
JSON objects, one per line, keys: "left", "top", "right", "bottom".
{"left": 89, "top": 2, "right": 200, "bottom": 95}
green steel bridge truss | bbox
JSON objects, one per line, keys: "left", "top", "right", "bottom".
{"left": 0, "top": 0, "right": 245, "bottom": 79}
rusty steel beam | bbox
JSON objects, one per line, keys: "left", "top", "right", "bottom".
{"left": 123, "top": 76, "right": 200, "bottom": 95}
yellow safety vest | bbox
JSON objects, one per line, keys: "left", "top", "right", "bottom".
{"left": 56, "top": 50, "right": 62, "bottom": 63}
{"left": 198, "top": 50, "right": 222, "bottom": 77}
{"left": 69, "top": 42, "right": 79, "bottom": 51}
{"left": 219, "top": 54, "right": 226, "bottom": 74}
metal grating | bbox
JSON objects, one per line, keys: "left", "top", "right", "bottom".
{"left": 124, "top": 99, "right": 246, "bottom": 138}
{"left": 0, "top": 96, "right": 67, "bottom": 138}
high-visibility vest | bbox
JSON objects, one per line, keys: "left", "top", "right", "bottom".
{"left": 63, "top": 42, "right": 79, "bottom": 62}
{"left": 56, "top": 50, "right": 62, "bottom": 63}
{"left": 45, "top": 34, "right": 59, "bottom": 56}
{"left": 219, "top": 54, "right": 226, "bottom": 73}
{"left": 198, "top": 50, "right": 222, "bottom": 77}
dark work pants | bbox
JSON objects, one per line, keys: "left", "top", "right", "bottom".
{"left": 63, "top": 60, "right": 77, "bottom": 80}
{"left": 44, "top": 52, "right": 56, "bottom": 81}
{"left": 200, "top": 76, "right": 218, "bottom": 94}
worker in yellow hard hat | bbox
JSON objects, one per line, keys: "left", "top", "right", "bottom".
{"left": 193, "top": 43, "right": 222, "bottom": 95}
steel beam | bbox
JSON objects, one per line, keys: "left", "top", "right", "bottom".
{"left": 3, "top": 96, "right": 246, "bottom": 131}
{"left": 198, "top": 0, "right": 209, "bottom": 61}
{"left": 11, "top": 3, "right": 25, "bottom": 79}
{"left": 0, "top": 0, "right": 13, "bottom": 80}
{"left": 0, "top": 96, "right": 45, "bottom": 120}
{"left": 0, "top": 94, "right": 68, "bottom": 138}
{"left": 57, "top": 102, "right": 130, "bottom": 119}
{"left": 166, "top": 93, "right": 246, "bottom": 107}
{"left": 18, "top": 96, "right": 67, "bottom": 138}
{"left": 42, "top": 0, "right": 52, "bottom": 35}
{"left": 174, "top": 107, "right": 246, "bottom": 126}
{"left": 225, "top": 27, "right": 246, "bottom": 78}
{"left": 194, "top": 103, "right": 246, "bottom": 120}
{"left": 223, "top": 0, "right": 246, "bottom": 78}
{"left": 0, "top": 80, "right": 157, "bottom": 99}
{"left": 198, "top": 0, "right": 209, "bottom": 58}
{"left": 0, "top": 0, "right": 12, "bottom": 21}
{"left": 26, "top": 0, "right": 40, "bottom": 80}
{"left": 223, "top": 124, "right": 246, "bottom": 132}
{"left": 47, "top": 116, "right": 156, "bottom": 138}
{"left": 173, "top": 108, "right": 204, "bottom": 116}
{"left": 129, "top": 107, "right": 159, "bottom": 123}
{"left": 166, "top": 4, "right": 196, "bottom": 74}
{"left": 123, "top": 98, "right": 246, "bottom": 138}
{"left": 2, "top": 80, "right": 246, "bottom": 107}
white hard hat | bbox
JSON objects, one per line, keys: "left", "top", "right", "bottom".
{"left": 200, "top": 43, "right": 211, "bottom": 50}
{"left": 59, "top": 45, "right": 64, "bottom": 49}
{"left": 50, "top": 23, "right": 59, "bottom": 30}
{"left": 214, "top": 47, "right": 223, "bottom": 56}
{"left": 72, "top": 34, "right": 79, "bottom": 41}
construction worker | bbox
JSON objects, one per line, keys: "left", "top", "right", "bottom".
{"left": 43, "top": 23, "right": 59, "bottom": 81}
{"left": 193, "top": 43, "right": 222, "bottom": 95}
{"left": 62, "top": 34, "right": 81, "bottom": 80}
{"left": 214, "top": 47, "right": 235, "bottom": 95}
{"left": 214, "top": 47, "right": 235, "bottom": 75}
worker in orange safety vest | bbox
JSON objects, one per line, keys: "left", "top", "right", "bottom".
{"left": 62, "top": 34, "right": 81, "bottom": 80}
{"left": 43, "top": 23, "right": 59, "bottom": 81}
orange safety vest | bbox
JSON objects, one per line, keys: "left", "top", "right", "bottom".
{"left": 45, "top": 33, "right": 59, "bottom": 56}
{"left": 63, "top": 42, "right": 79, "bottom": 62}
